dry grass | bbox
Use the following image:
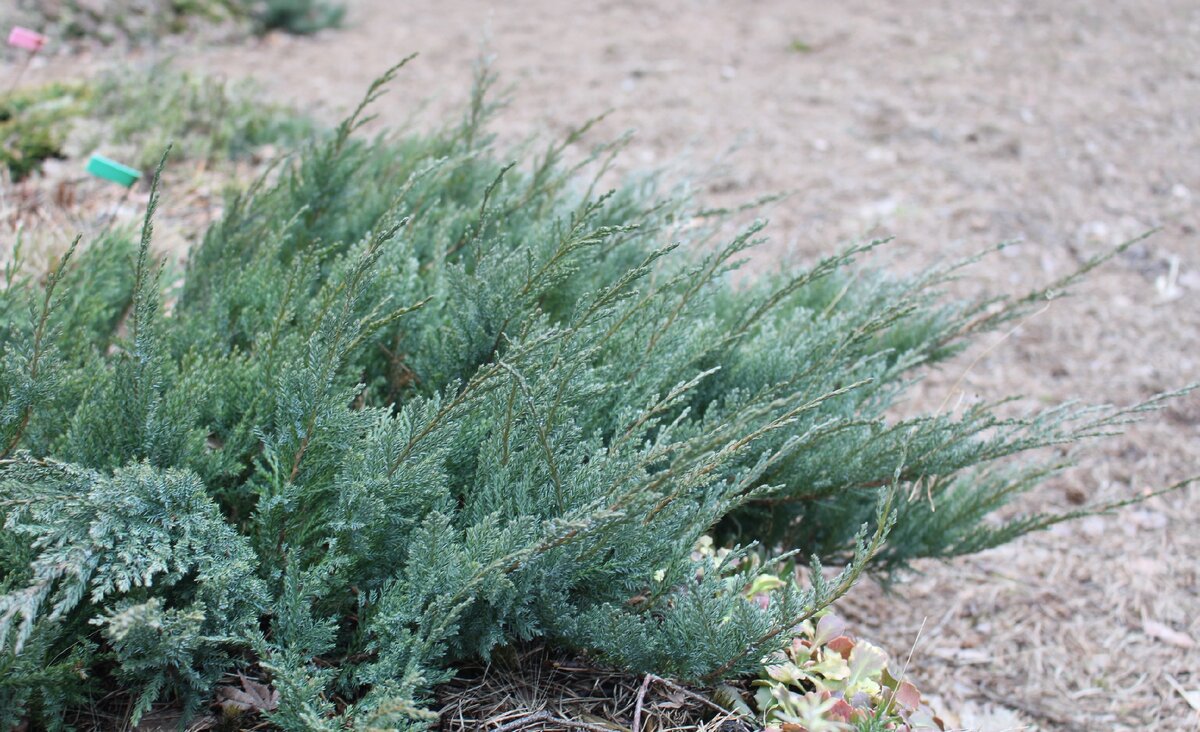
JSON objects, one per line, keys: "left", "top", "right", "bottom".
{"left": 437, "top": 646, "right": 751, "bottom": 731}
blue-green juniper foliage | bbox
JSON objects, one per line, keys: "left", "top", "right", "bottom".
{"left": 0, "top": 62, "right": 1181, "bottom": 728}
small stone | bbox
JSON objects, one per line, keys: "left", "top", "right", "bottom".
{"left": 1064, "top": 484, "right": 1087, "bottom": 504}
{"left": 1080, "top": 220, "right": 1110, "bottom": 241}
{"left": 865, "top": 146, "right": 898, "bottom": 163}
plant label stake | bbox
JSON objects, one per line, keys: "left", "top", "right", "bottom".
{"left": 6, "top": 26, "right": 47, "bottom": 95}
{"left": 87, "top": 154, "right": 142, "bottom": 235}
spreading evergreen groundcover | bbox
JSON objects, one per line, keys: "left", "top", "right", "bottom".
{"left": 0, "top": 63, "right": 1185, "bottom": 728}
{"left": 4, "top": 0, "right": 343, "bottom": 44}
{"left": 2, "top": 65, "right": 313, "bottom": 181}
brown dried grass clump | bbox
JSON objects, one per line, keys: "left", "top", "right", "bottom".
{"left": 436, "top": 646, "right": 755, "bottom": 732}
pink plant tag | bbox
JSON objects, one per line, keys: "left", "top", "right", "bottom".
{"left": 7, "top": 26, "right": 46, "bottom": 52}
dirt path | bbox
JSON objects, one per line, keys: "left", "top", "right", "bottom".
{"left": 24, "top": 1, "right": 1200, "bottom": 729}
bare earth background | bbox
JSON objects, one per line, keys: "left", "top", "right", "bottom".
{"left": 16, "top": 1, "right": 1200, "bottom": 730}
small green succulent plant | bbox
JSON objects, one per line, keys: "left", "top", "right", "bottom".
{"left": 753, "top": 612, "right": 943, "bottom": 732}
{"left": 690, "top": 535, "right": 945, "bottom": 732}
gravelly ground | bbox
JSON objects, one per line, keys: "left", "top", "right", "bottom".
{"left": 12, "top": 1, "right": 1200, "bottom": 729}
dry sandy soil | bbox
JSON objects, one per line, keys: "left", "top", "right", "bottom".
{"left": 13, "top": 1, "right": 1200, "bottom": 730}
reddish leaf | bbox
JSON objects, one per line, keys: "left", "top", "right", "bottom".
{"left": 894, "top": 680, "right": 922, "bottom": 710}
{"left": 827, "top": 698, "right": 854, "bottom": 722}
{"left": 826, "top": 635, "right": 855, "bottom": 659}
{"left": 814, "top": 614, "right": 846, "bottom": 646}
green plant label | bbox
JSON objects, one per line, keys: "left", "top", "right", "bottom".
{"left": 85, "top": 154, "right": 141, "bottom": 187}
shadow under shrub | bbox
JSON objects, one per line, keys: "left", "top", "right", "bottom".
{"left": 0, "top": 61, "right": 1185, "bottom": 729}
